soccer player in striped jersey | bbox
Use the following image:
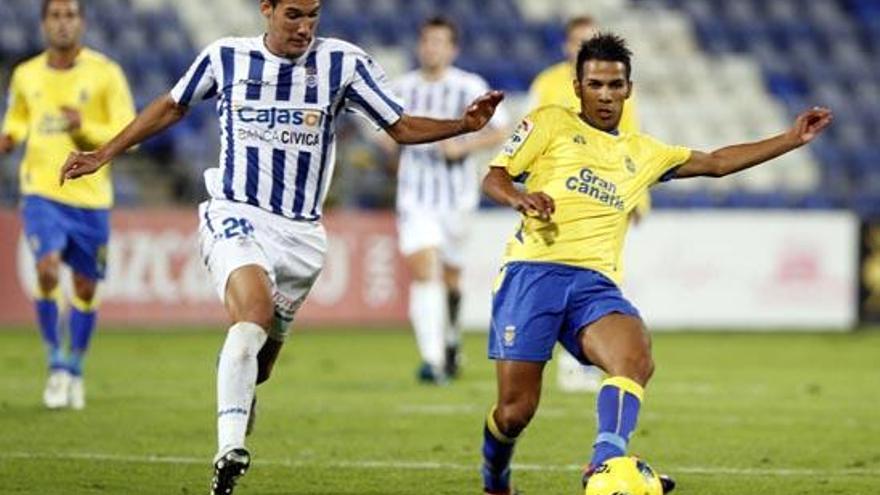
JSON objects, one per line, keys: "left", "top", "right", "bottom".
{"left": 392, "top": 17, "right": 509, "bottom": 384}
{"left": 60, "top": 1, "right": 503, "bottom": 493}
{"left": 0, "top": 0, "right": 135, "bottom": 410}
{"left": 479, "top": 34, "right": 831, "bottom": 494}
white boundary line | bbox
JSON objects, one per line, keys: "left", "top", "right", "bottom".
{"left": 2, "top": 452, "right": 878, "bottom": 477}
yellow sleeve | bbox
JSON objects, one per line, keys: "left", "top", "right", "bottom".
{"left": 1, "top": 68, "right": 29, "bottom": 144}
{"left": 73, "top": 63, "right": 135, "bottom": 149}
{"left": 640, "top": 134, "right": 692, "bottom": 185}
{"left": 489, "top": 110, "right": 552, "bottom": 177}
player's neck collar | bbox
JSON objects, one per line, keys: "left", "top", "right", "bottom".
{"left": 46, "top": 45, "right": 83, "bottom": 71}
{"left": 260, "top": 34, "right": 315, "bottom": 64}
{"left": 578, "top": 112, "right": 619, "bottom": 137}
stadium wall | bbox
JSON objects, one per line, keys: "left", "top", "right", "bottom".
{"left": 0, "top": 209, "right": 859, "bottom": 330}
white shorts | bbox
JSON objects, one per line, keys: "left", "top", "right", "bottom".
{"left": 396, "top": 209, "right": 470, "bottom": 268}
{"left": 198, "top": 199, "right": 326, "bottom": 341}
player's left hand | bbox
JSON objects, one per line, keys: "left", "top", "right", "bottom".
{"left": 461, "top": 90, "right": 504, "bottom": 133}
{"left": 59, "top": 151, "right": 106, "bottom": 185}
{"left": 60, "top": 106, "right": 82, "bottom": 132}
{"left": 788, "top": 107, "right": 832, "bottom": 146}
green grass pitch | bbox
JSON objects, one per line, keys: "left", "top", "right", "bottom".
{"left": 0, "top": 328, "right": 878, "bottom": 494}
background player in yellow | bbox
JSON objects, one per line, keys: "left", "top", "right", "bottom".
{"left": 478, "top": 34, "right": 832, "bottom": 495}
{"left": 529, "top": 15, "right": 648, "bottom": 392}
{"left": 0, "top": 0, "right": 135, "bottom": 410}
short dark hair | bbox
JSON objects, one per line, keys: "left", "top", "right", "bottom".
{"left": 420, "top": 16, "right": 459, "bottom": 45}
{"left": 576, "top": 32, "right": 632, "bottom": 82}
{"left": 565, "top": 15, "right": 596, "bottom": 36}
{"left": 42, "top": 0, "right": 82, "bottom": 19}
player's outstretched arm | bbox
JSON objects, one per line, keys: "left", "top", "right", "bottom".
{"left": 482, "top": 166, "right": 555, "bottom": 221}
{"left": 386, "top": 90, "right": 504, "bottom": 145}
{"left": 60, "top": 93, "right": 188, "bottom": 184}
{"left": 673, "top": 107, "right": 833, "bottom": 180}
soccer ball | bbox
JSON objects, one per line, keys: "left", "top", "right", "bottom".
{"left": 584, "top": 456, "right": 663, "bottom": 495}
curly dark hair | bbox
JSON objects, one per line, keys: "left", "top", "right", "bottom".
{"left": 576, "top": 32, "right": 632, "bottom": 82}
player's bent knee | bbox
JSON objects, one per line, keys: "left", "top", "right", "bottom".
{"left": 72, "top": 276, "right": 98, "bottom": 303}
{"left": 238, "top": 312, "right": 274, "bottom": 333}
{"left": 621, "top": 350, "right": 654, "bottom": 386}
{"left": 37, "top": 271, "right": 59, "bottom": 293}
{"left": 495, "top": 400, "right": 538, "bottom": 437}
{"left": 36, "top": 260, "right": 60, "bottom": 293}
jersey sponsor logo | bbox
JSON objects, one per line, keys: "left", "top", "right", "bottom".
{"left": 237, "top": 128, "right": 321, "bottom": 146}
{"left": 236, "top": 106, "right": 326, "bottom": 130}
{"left": 565, "top": 167, "right": 625, "bottom": 211}
{"left": 502, "top": 118, "right": 533, "bottom": 157}
{"left": 237, "top": 78, "right": 271, "bottom": 87}
{"left": 37, "top": 113, "right": 71, "bottom": 134}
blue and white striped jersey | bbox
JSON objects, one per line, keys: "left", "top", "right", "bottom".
{"left": 171, "top": 35, "right": 403, "bottom": 221}
{"left": 394, "top": 67, "right": 508, "bottom": 213}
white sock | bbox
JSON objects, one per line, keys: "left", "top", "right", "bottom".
{"left": 445, "top": 290, "right": 462, "bottom": 348}
{"left": 216, "top": 322, "right": 267, "bottom": 456}
{"left": 409, "top": 281, "right": 447, "bottom": 368}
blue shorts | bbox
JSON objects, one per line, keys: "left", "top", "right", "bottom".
{"left": 488, "top": 262, "right": 640, "bottom": 365}
{"left": 21, "top": 195, "right": 110, "bottom": 281}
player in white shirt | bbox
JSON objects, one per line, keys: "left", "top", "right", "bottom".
{"left": 59, "top": 1, "right": 503, "bottom": 493}
{"left": 391, "top": 17, "right": 509, "bottom": 383}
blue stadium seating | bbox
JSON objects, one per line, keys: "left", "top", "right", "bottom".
{"left": 1, "top": 0, "right": 875, "bottom": 212}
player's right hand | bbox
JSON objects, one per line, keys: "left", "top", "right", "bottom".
{"left": 511, "top": 191, "right": 555, "bottom": 221}
{"left": 60, "top": 151, "right": 106, "bottom": 185}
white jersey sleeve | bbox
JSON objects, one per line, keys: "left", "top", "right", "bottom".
{"left": 342, "top": 53, "right": 404, "bottom": 129}
{"left": 170, "top": 42, "right": 220, "bottom": 106}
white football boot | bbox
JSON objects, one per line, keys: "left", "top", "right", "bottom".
{"left": 43, "top": 370, "right": 71, "bottom": 409}
{"left": 69, "top": 376, "right": 86, "bottom": 410}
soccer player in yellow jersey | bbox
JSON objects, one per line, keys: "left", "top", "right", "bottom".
{"left": 0, "top": 0, "right": 135, "bottom": 410}
{"left": 478, "top": 34, "right": 832, "bottom": 495}
{"left": 531, "top": 17, "right": 648, "bottom": 393}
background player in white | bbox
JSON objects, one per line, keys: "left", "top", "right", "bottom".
{"left": 59, "top": 1, "right": 503, "bottom": 493}
{"left": 391, "top": 17, "right": 508, "bottom": 383}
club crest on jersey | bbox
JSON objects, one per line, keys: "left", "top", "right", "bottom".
{"left": 625, "top": 156, "right": 637, "bottom": 174}
{"left": 573, "top": 134, "right": 586, "bottom": 145}
{"left": 306, "top": 66, "right": 319, "bottom": 88}
{"left": 502, "top": 119, "right": 534, "bottom": 157}
{"left": 503, "top": 325, "right": 516, "bottom": 347}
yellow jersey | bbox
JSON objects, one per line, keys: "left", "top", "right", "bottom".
{"left": 2, "top": 48, "right": 135, "bottom": 208}
{"left": 490, "top": 106, "right": 691, "bottom": 284}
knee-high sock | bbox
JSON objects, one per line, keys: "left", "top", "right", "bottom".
{"left": 481, "top": 406, "right": 518, "bottom": 491}
{"left": 34, "top": 288, "right": 63, "bottom": 369}
{"left": 68, "top": 296, "right": 98, "bottom": 377}
{"left": 409, "top": 281, "right": 446, "bottom": 368}
{"left": 590, "top": 377, "right": 644, "bottom": 467}
{"left": 216, "top": 322, "right": 267, "bottom": 455}
{"left": 445, "top": 288, "right": 462, "bottom": 348}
